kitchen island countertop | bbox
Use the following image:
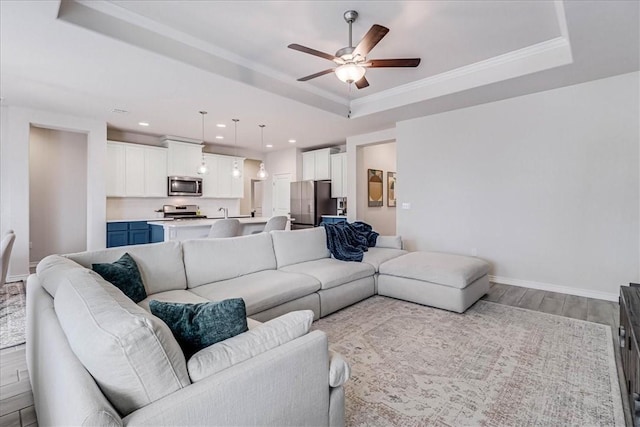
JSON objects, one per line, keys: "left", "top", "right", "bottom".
{"left": 147, "top": 216, "right": 269, "bottom": 228}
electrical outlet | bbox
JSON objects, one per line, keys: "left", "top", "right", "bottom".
{"left": 401, "top": 202, "right": 411, "bottom": 210}
{"left": 471, "top": 248, "right": 477, "bottom": 257}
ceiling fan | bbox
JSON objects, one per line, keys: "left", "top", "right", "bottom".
{"left": 288, "top": 10, "right": 421, "bottom": 89}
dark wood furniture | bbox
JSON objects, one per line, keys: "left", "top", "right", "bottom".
{"left": 620, "top": 285, "right": 640, "bottom": 426}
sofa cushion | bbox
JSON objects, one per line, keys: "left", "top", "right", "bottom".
{"left": 189, "top": 270, "right": 320, "bottom": 316}
{"left": 280, "top": 258, "right": 375, "bottom": 290}
{"left": 54, "top": 268, "right": 190, "bottom": 416}
{"left": 182, "top": 233, "right": 277, "bottom": 288}
{"left": 379, "top": 251, "right": 490, "bottom": 289}
{"left": 271, "top": 228, "right": 330, "bottom": 268}
{"left": 375, "top": 235, "right": 403, "bottom": 250}
{"left": 362, "top": 247, "right": 408, "bottom": 272}
{"left": 149, "top": 299, "right": 248, "bottom": 358}
{"left": 66, "top": 241, "right": 187, "bottom": 294}
{"left": 137, "top": 291, "right": 263, "bottom": 330}
{"left": 36, "top": 254, "right": 84, "bottom": 297}
{"left": 187, "top": 310, "right": 314, "bottom": 382}
{"left": 92, "top": 253, "right": 147, "bottom": 303}
{"left": 137, "top": 289, "right": 211, "bottom": 312}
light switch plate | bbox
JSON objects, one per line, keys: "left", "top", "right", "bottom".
{"left": 401, "top": 202, "right": 411, "bottom": 210}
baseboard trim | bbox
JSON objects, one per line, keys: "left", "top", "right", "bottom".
{"left": 6, "top": 274, "right": 29, "bottom": 283}
{"left": 489, "top": 275, "right": 619, "bottom": 302}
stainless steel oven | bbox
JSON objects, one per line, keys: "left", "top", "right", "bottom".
{"left": 167, "top": 176, "right": 202, "bottom": 197}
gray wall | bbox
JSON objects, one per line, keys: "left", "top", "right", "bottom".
{"left": 396, "top": 72, "right": 639, "bottom": 298}
{"left": 29, "top": 127, "right": 88, "bottom": 263}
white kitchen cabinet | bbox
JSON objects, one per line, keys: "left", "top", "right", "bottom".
{"left": 200, "top": 154, "right": 244, "bottom": 198}
{"left": 330, "top": 152, "right": 347, "bottom": 198}
{"left": 144, "top": 146, "right": 168, "bottom": 197}
{"left": 302, "top": 152, "right": 315, "bottom": 181}
{"left": 167, "top": 141, "right": 203, "bottom": 177}
{"left": 106, "top": 143, "right": 126, "bottom": 197}
{"left": 230, "top": 158, "right": 244, "bottom": 198}
{"left": 201, "top": 154, "right": 219, "bottom": 198}
{"left": 106, "top": 141, "right": 168, "bottom": 198}
{"left": 302, "top": 148, "right": 339, "bottom": 181}
{"left": 124, "top": 145, "right": 145, "bottom": 197}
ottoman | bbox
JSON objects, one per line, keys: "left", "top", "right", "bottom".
{"left": 378, "top": 251, "right": 490, "bottom": 313}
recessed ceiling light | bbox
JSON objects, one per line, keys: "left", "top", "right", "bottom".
{"left": 138, "top": 121, "right": 150, "bottom": 127}
{"left": 216, "top": 124, "right": 226, "bottom": 128}
{"left": 266, "top": 144, "right": 273, "bottom": 148}
{"left": 111, "top": 108, "right": 129, "bottom": 114}
{"left": 215, "top": 136, "right": 224, "bottom": 139}
{"left": 288, "top": 139, "right": 296, "bottom": 143}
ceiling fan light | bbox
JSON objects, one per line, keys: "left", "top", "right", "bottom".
{"left": 335, "top": 63, "right": 365, "bottom": 83}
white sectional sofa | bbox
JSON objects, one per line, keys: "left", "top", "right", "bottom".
{"left": 26, "top": 227, "right": 406, "bottom": 426}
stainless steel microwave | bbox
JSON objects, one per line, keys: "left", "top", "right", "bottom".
{"left": 168, "top": 176, "right": 202, "bottom": 197}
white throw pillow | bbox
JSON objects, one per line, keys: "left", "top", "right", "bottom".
{"left": 187, "top": 310, "right": 314, "bottom": 382}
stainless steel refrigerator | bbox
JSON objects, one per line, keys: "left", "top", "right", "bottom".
{"left": 290, "top": 180, "right": 336, "bottom": 230}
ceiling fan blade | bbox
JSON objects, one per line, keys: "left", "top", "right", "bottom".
{"left": 353, "top": 25, "right": 389, "bottom": 57}
{"left": 288, "top": 44, "right": 337, "bottom": 62}
{"left": 297, "top": 69, "right": 335, "bottom": 81}
{"left": 355, "top": 76, "right": 369, "bottom": 89}
{"left": 364, "top": 58, "right": 421, "bottom": 67}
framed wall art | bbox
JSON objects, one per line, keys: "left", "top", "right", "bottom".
{"left": 387, "top": 172, "right": 396, "bottom": 207}
{"left": 368, "top": 169, "right": 384, "bottom": 207}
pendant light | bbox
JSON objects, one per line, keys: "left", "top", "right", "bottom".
{"left": 257, "top": 124, "right": 269, "bottom": 180}
{"left": 231, "top": 118, "right": 241, "bottom": 178}
{"left": 196, "top": 111, "right": 209, "bottom": 175}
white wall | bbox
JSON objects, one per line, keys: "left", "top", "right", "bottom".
{"left": 0, "top": 106, "right": 106, "bottom": 280}
{"left": 29, "top": 127, "right": 88, "bottom": 263}
{"left": 396, "top": 72, "right": 640, "bottom": 300}
{"left": 358, "top": 143, "right": 397, "bottom": 235}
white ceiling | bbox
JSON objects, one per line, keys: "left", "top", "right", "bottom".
{"left": 0, "top": 1, "right": 638, "bottom": 152}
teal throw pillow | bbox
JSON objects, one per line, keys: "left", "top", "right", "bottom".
{"left": 92, "top": 253, "right": 147, "bottom": 303}
{"left": 149, "top": 299, "right": 248, "bottom": 358}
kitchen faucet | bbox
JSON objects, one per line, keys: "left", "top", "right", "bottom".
{"left": 218, "top": 207, "right": 229, "bottom": 219}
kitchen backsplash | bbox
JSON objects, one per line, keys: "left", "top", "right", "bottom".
{"left": 107, "top": 197, "right": 241, "bottom": 221}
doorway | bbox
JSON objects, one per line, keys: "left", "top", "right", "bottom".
{"left": 356, "top": 142, "right": 397, "bottom": 235}
{"left": 29, "top": 126, "right": 88, "bottom": 266}
{"left": 251, "top": 180, "right": 264, "bottom": 216}
{"left": 272, "top": 173, "right": 292, "bottom": 217}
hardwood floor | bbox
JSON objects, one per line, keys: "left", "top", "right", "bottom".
{"left": 0, "top": 344, "right": 34, "bottom": 427}
{"left": 0, "top": 283, "right": 628, "bottom": 427}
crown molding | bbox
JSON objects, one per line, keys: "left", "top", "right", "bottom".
{"left": 349, "top": 36, "right": 573, "bottom": 119}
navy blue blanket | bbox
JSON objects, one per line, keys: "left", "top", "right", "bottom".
{"left": 323, "top": 221, "right": 379, "bottom": 262}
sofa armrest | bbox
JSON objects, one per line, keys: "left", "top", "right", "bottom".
{"left": 187, "top": 310, "right": 314, "bottom": 382}
{"left": 329, "top": 350, "right": 350, "bottom": 387}
{"left": 124, "top": 330, "right": 331, "bottom": 427}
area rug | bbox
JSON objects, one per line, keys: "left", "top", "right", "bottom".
{"left": 0, "top": 281, "right": 26, "bottom": 349}
{"left": 313, "top": 296, "right": 624, "bottom": 427}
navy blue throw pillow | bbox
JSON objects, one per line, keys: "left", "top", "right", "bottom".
{"left": 149, "top": 299, "right": 248, "bottom": 358}
{"left": 92, "top": 253, "right": 147, "bottom": 303}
